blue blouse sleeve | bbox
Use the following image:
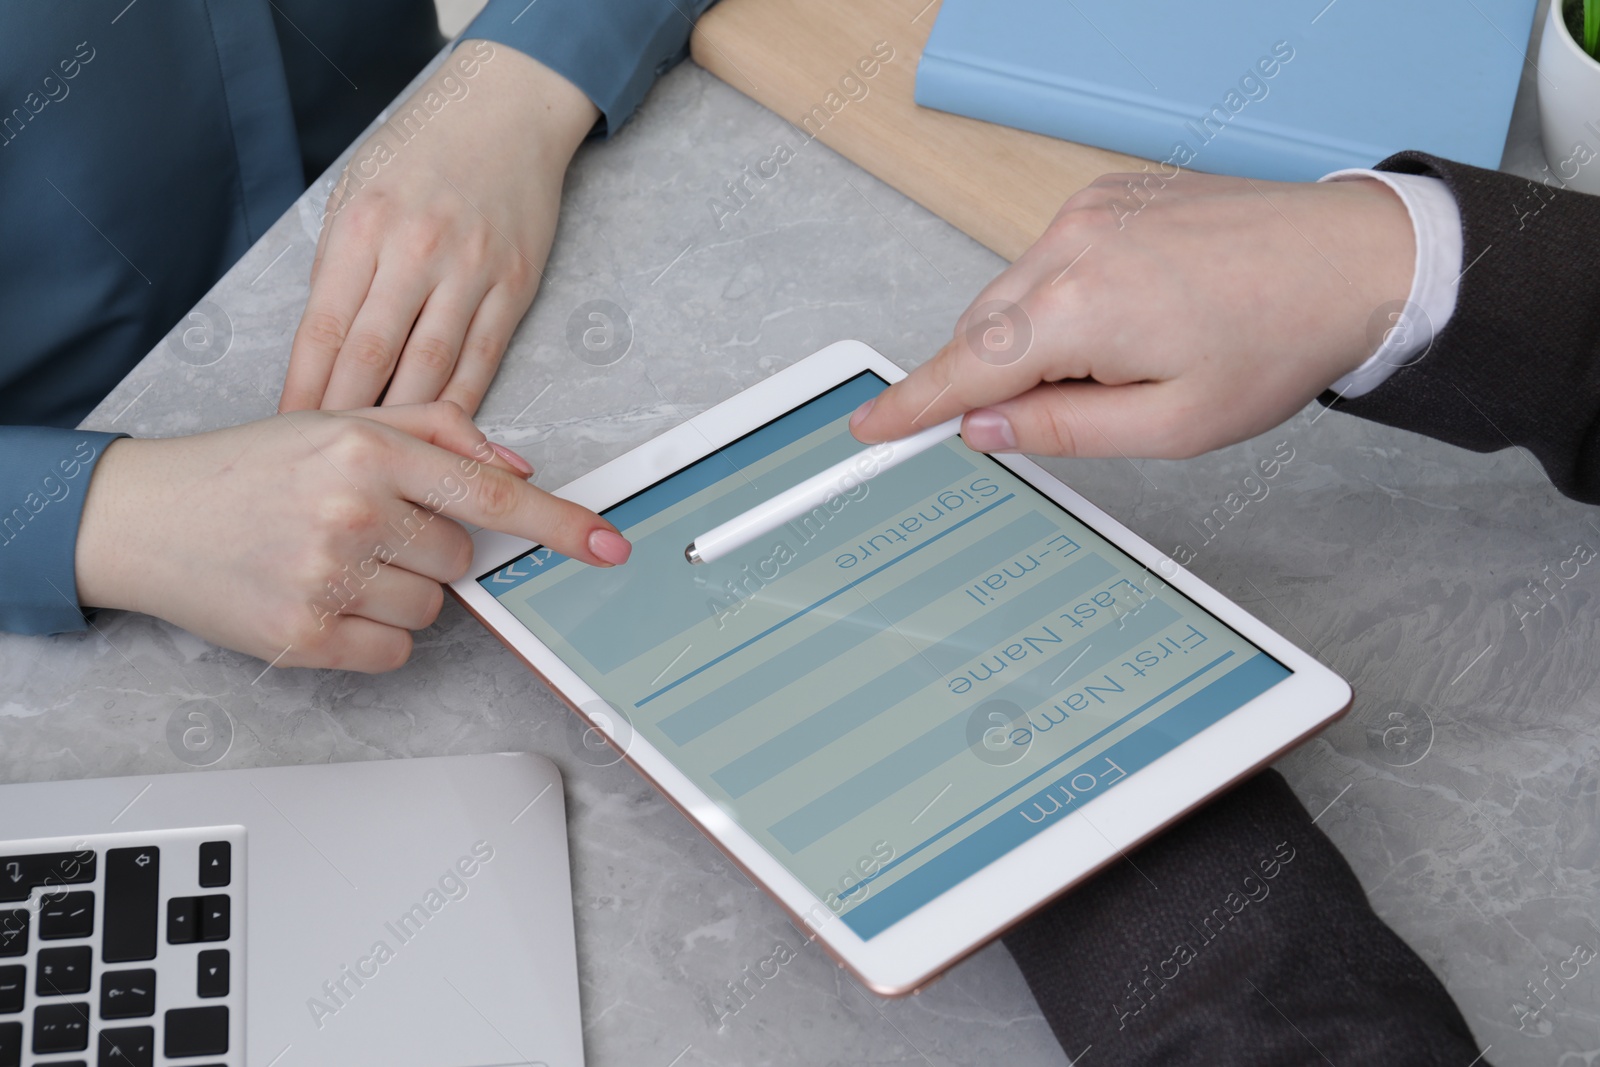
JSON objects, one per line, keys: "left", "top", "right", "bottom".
{"left": 0, "top": 428, "right": 127, "bottom": 635}
{"left": 461, "top": 0, "right": 721, "bottom": 137}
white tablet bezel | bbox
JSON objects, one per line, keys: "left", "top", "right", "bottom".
{"left": 450, "top": 340, "right": 1352, "bottom": 995}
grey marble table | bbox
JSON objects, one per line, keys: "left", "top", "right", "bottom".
{"left": 6, "top": 4, "right": 1598, "bottom": 1063}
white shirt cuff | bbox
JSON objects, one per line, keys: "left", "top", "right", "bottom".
{"left": 1317, "top": 168, "right": 1464, "bottom": 399}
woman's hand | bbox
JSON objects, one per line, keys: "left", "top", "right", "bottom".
{"left": 74, "top": 402, "right": 631, "bottom": 672}
{"left": 851, "top": 172, "right": 1416, "bottom": 458}
{"left": 279, "top": 42, "right": 600, "bottom": 416}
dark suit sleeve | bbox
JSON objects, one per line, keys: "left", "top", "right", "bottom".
{"left": 1001, "top": 770, "right": 1487, "bottom": 1066}
{"left": 1320, "top": 150, "right": 1600, "bottom": 505}
{"left": 1000, "top": 153, "right": 1566, "bottom": 1061}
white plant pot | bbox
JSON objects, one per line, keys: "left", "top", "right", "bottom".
{"left": 1539, "top": 0, "right": 1600, "bottom": 193}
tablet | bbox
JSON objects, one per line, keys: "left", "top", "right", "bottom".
{"left": 451, "top": 341, "right": 1351, "bottom": 994}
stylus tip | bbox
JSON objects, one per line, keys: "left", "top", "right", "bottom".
{"left": 685, "top": 543, "right": 703, "bottom": 565}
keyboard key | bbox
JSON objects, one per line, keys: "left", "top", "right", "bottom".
{"left": 163, "top": 1006, "right": 227, "bottom": 1058}
{"left": 32, "top": 1002, "right": 89, "bottom": 1053}
{"left": 41, "top": 1062, "right": 88, "bottom": 1067}
{"left": 197, "top": 842, "right": 230, "bottom": 889}
{"left": 0, "top": 852, "right": 96, "bottom": 904}
{"left": 196, "top": 950, "right": 228, "bottom": 998}
{"left": 100, "top": 969, "right": 156, "bottom": 1020}
{"left": 97, "top": 1025, "right": 153, "bottom": 1067}
{"left": 0, "top": 1021, "right": 18, "bottom": 1067}
{"left": 0, "top": 966, "right": 20, "bottom": 1013}
{"left": 199, "top": 896, "right": 229, "bottom": 942}
{"left": 39, "top": 892, "right": 95, "bottom": 940}
{"left": 165, "top": 898, "right": 199, "bottom": 945}
{"left": 102, "top": 849, "right": 159, "bottom": 964}
{"left": 36, "top": 947, "right": 92, "bottom": 996}
{"left": 170, "top": 896, "right": 229, "bottom": 944}
{"left": 0, "top": 913, "right": 25, "bottom": 958}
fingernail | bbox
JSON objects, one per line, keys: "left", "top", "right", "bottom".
{"left": 849, "top": 397, "right": 875, "bottom": 429}
{"left": 964, "top": 409, "right": 1018, "bottom": 452}
{"left": 489, "top": 441, "right": 534, "bottom": 477}
{"left": 588, "top": 528, "right": 633, "bottom": 566}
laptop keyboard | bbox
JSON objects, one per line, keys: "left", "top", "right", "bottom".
{"left": 0, "top": 828, "right": 245, "bottom": 1067}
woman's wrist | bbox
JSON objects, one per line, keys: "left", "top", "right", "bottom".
{"left": 454, "top": 40, "right": 600, "bottom": 162}
{"left": 74, "top": 437, "right": 162, "bottom": 614}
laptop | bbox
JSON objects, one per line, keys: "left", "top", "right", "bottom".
{"left": 0, "top": 752, "right": 583, "bottom": 1067}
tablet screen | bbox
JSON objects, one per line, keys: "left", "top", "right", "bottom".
{"left": 480, "top": 372, "right": 1290, "bottom": 939}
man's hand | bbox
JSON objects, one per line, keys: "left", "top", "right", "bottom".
{"left": 851, "top": 172, "right": 1416, "bottom": 458}
{"left": 280, "top": 43, "right": 600, "bottom": 416}
{"left": 74, "top": 402, "right": 631, "bottom": 673}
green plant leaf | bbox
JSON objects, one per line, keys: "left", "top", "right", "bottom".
{"left": 1587, "top": 0, "right": 1600, "bottom": 57}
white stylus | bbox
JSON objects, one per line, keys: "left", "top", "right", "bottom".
{"left": 685, "top": 416, "right": 963, "bottom": 564}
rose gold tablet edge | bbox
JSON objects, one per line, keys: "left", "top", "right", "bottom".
{"left": 450, "top": 585, "right": 1352, "bottom": 998}
{"left": 449, "top": 587, "right": 901, "bottom": 984}
{"left": 895, "top": 689, "right": 1355, "bottom": 995}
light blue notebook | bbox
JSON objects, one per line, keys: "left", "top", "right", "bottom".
{"left": 915, "top": 0, "right": 1537, "bottom": 180}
